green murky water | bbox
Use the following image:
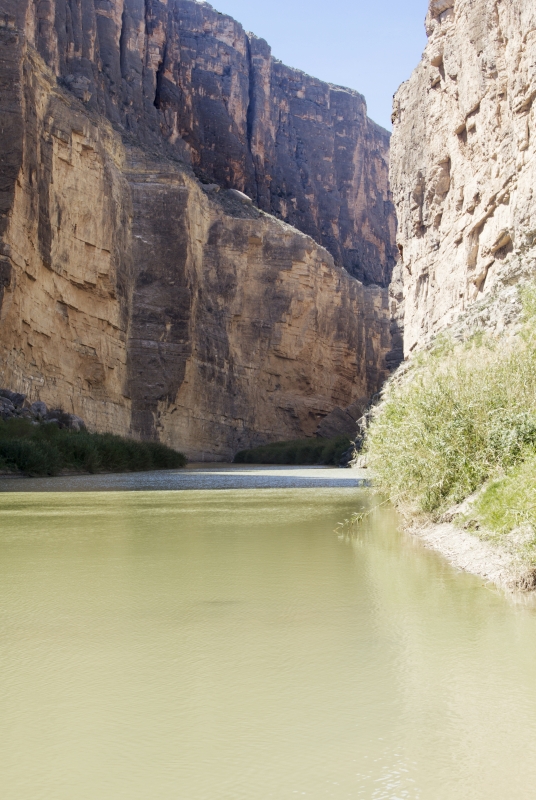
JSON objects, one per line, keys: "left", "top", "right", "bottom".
{"left": 1, "top": 469, "right": 536, "bottom": 799}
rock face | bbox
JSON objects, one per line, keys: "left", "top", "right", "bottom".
{"left": 157, "top": 2, "right": 397, "bottom": 286}
{"left": 315, "top": 400, "right": 367, "bottom": 440}
{"left": 0, "top": 6, "right": 394, "bottom": 461}
{"left": 1, "top": 0, "right": 396, "bottom": 287}
{"left": 391, "top": 0, "right": 536, "bottom": 354}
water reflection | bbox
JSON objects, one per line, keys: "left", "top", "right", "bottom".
{"left": 0, "top": 480, "right": 535, "bottom": 799}
{"left": 0, "top": 465, "right": 371, "bottom": 492}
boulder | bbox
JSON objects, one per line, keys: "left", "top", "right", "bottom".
{"left": 0, "top": 390, "right": 88, "bottom": 430}
{"left": 30, "top": 401, "right": 48, "bottom": 418}
{"left": 68, "top": 415, "right": 86, "bottom": 432}
{"left": 0, "top": 389, "right": 26, "bottom": 409}
{"left": 339, "top": 447, "right": 357, "bottom": 468}
{"left": 45, "top": 409, "right": 87, "bottom": 430}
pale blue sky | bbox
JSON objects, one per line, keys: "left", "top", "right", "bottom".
{"left": 209, "top": 0, "right": 429, "bottom": 130}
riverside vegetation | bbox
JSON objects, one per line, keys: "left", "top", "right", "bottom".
{"left": 365, "top": 284, "right": 536, "bottom": 565}
{"left": 0, "top": 419, "right": 186, "bottom": 477}
{"left": 234, "top": 436, "right": 353, "bottom": 466}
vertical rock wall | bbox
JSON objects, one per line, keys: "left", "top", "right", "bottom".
{"left": 0, "top": 37, "right": 133, "bottom": 433}
{"left": 152, "top": 3, "right": 396, "bottom": 286}
{"left": 10, "top": 0, "right": 396, "bottom": 287}
{"left": 391, "top": 0, "right": 536, "bottom": 354}
{"left": 0, "top": 19, "right": 393, "bottom": 460}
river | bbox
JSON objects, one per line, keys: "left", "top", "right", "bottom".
{"left": 1, "top": 466, "right": 536, "bottom": 799}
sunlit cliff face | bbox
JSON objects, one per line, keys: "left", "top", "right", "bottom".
{"left": 390, "top": 0, "right": 536, "bottom": 355}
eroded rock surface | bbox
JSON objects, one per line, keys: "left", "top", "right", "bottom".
{"left": 0, "top": 17, "right": 393, "bottom": 460}
{"left": 1, "top": 0, "right": 395, "bottom": 286}
{"left": 391, "top": 0, "right": 536, "bottom": 354}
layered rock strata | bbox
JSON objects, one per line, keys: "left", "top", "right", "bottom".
{"left": 0, "top": 22, "right": 393, "bottom": 460}
{"left": 1, "top": 0, "right": 396, "bottom": 287}
{"left": 391, "top": 0, "right": 536, "bottom": 354}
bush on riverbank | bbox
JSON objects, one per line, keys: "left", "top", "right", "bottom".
{"left": 234, "top": 435, "right": 352, "bottom": 466}
{"left": 365, "top": 285, "right": 536, "bottom": 550}
{"left": 473, "top": 452, "right": 536, "bottom": 537}
{"left": 0, "top": 419, "right": 187, "bottom": 476}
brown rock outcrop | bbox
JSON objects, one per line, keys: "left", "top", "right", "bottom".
{"left": 0, "top": 17, "right": 393, "bottom": 461}
{"left": 315, "top": 401, "right": 367, "bottom": 440}
{"left": 3, "top": 0, "right": 396, "bottom": 287}
{"left": 391, "top": 0, "right": 536, "bottom": 354}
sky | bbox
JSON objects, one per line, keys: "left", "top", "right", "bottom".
{"left": 207, "top": 0, "right": 429, "bottom": 131}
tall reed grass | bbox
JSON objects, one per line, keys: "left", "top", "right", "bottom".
{"left": 365, "top": 286, "right": 536, "bottom": 531}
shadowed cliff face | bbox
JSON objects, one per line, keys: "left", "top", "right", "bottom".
{"left": 0, "top": 10, "right": 394, "bottom": 460}
{"left": 391, "top": 0, "right": 536, "bottom": 354}
{"left": 126, "top": 173, "right": 393, "bottom": 459}
{"left": 5, "top": 0, "right": 396, "bottom": 287}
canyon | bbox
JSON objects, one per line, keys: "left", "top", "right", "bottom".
{"left": 0, "top": 0, "right": 397, "bottom": 460}
{"left": 391, "top": 0, "right": 536, "bottom": 353}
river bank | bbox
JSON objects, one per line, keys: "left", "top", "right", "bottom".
{"left": 0, "top": 416, "right": 186, "bottom": 476}
{"left": 347, "top": 467, "right": 536, "bottom": 593}
{"left": 404, "top": 512, "right": 536, "bottom": 593}
{"left": 360, "top": 285, "right": 536, "bottom": 594}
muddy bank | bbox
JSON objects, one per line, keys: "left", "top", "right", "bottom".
{"left": 352, "top": 463, "right": 536, "bottom": 593}
{"left": 406, "top": 516, "right": 536, "bottom": 593}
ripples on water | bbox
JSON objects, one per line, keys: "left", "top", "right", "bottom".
{"left": 1, "top": 468, "right": 536, "bottom": 799}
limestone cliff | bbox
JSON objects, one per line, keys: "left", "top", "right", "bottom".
{"left": 6, "top": 0, "right": 395, "bottom": 287}
{"left": 391, "top": 0, "right": 536, "bottom": 354}
{"left": 0, "top": 8, "right": 393, "bottom": 460}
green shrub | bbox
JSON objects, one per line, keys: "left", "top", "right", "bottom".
{"left": 234, "top": 436, "right": 352, "bottom": 466}
{"left": 0, "top": 439, "right": 62, "bottom": 476}
{"left": 472, "top": 453, "right": 536, "bottom": 540}
{"left": 0, "top": 419, "right": 186, "bottom": 476}
{"left": 0, "top": 418, "right": 36, "bottom": 440}
{"left": 53, "top": 432, "right": 101, "bottom": 473}
{"left": 365, "top": 284, "right": 536, "bottom": 518}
